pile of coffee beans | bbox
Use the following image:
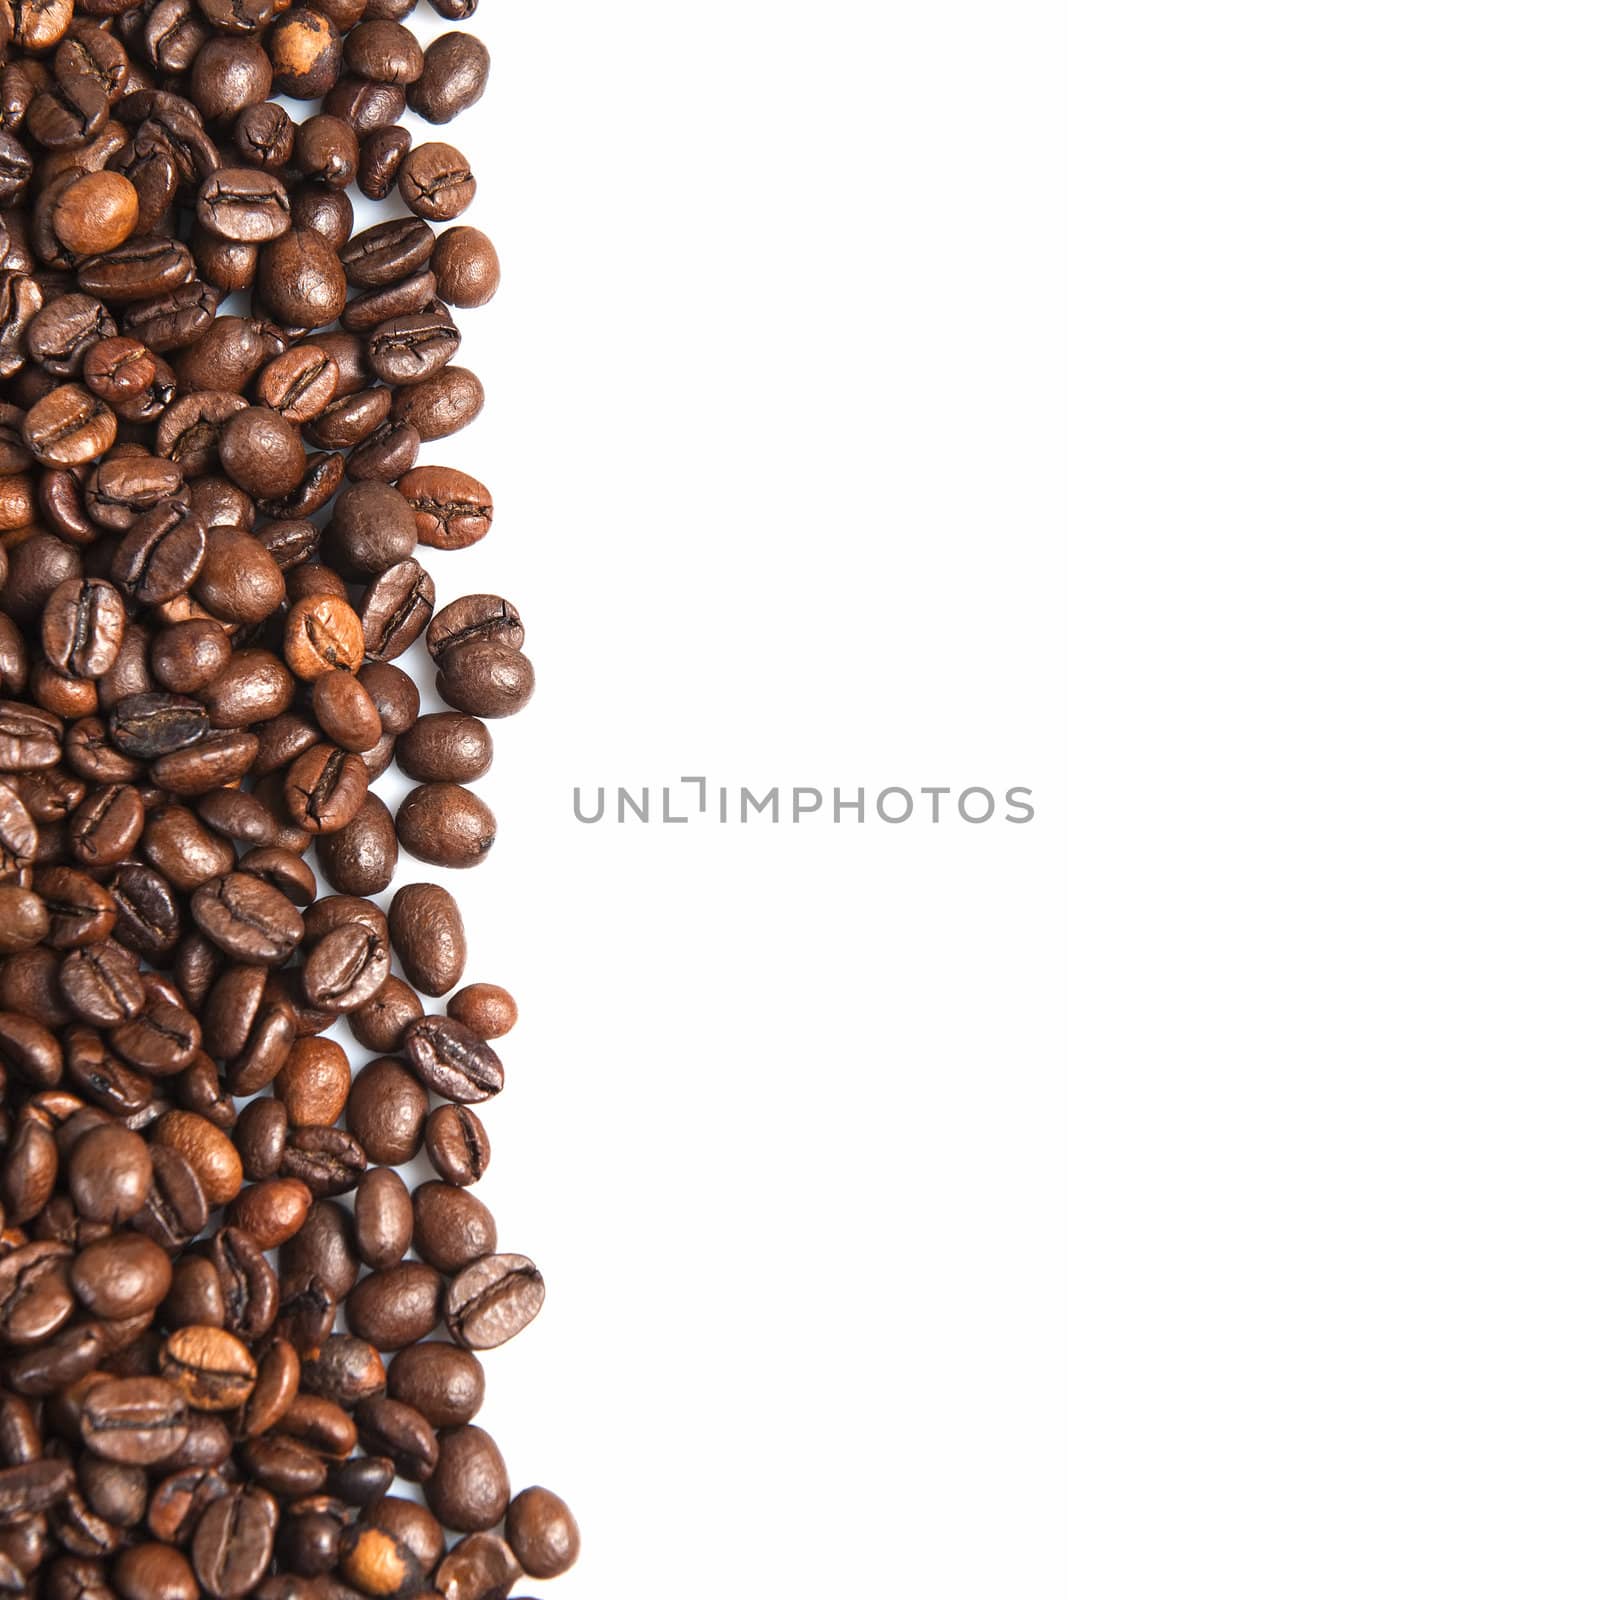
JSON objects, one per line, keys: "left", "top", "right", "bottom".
{"left": 0, "top": 0, "right": 581, "bottom": 1595}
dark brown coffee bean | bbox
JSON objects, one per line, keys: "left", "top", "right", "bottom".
{"left": 190, "top": 872, "right": 303, "bottom": 964}
{"left": 433, "top": 1533, "right": 519, "bottom": 1600}
{"left": 357, "top": 126, "right": 410, "bottom": 202}
{"left": 403, "top": 1015, "right": 501, "bottom": 1103}
{"left": 389, "top": 364, "right": 481, "bottom": 440}
{"left": 386, "top": 881, "right": 464, "bottom": 997}
{"left": 411, "top": 1181, "right": 494, "bottom": 1274}
{"left": 352, "top": 1167, "right": 411, "bottom": 1269}
{"left": 256, "top": 228, "right": 346, "bottom": 329}
{"left": 195, "top": 167, "right": 290, "bottom": 244}
{"left": 130, "top": 1145, "right": 207, "bottom": 1251}
{"left": 191, "top": 1487, "right": 276, "bottom": 1600}
{"left": 58, "top": 940, "right": 142, "bottom": 1025}
{"left": 444, "top": 1254, "right": 545, "bottom": 1351}
{"left": 72, "top": 1231, "right": 172, "bottom": 1320}
{"left": 395, "top": 713, "right": 490, "bottom": 785}
{"left": 353, "top": 1396, "right": 437, "bottom": 1482}
{"left": 340, "top": 218, "right": 432, "bottom": 290}
{"left": 397, "top": 142, "right": 474, "bottom": 223}
{"left": 112, "top": 1542, "right": 199, "bottom": 1600}
{"left": 256, "top": 344, "right": 338, "bottom": 423}
{"left": 434, "top": 642, "right": 532, "bottom": 718}
{"left": 345, "top": 1262, "right": 442, "bottom": 1351}
{"left": 67, "top": 1124, "right": 151, "bottom": 1222}
{"left": 422, "top": 1425, "right": 506, "bottom": 1533}
{"left": 408, "top": 32, "right": 488, "bottom": 125}
{"left": 505, "top": 1487, "right": 580, "bottom": 1581}
{"left": 282, "top": 744, "right": 368, "bottom": 834}
{"left": 395, "top": 782, "right": 495, "bottom": 869}
{"left": 314, "top": 793, "right": 396, "bottom": 897}
{"left": 431, "top": 228, "right": 498, "bottom": 310}
{"left": 79, "top": 1377, "right": 187, "bottom": 1466}
{"left": 279, "top": 1125, "right": 365, "bottom": 1196}
{"left": 396, "top": 465, "right": 490, "bottom": 551}
{"left": 348, "top": 976, "right": 422, "bottom": 1056}
{"left": 0, "top": 1240, "right": 74, "bottom": 1348}
{"left": 423, "top": 1104, "right": 490, "bottom": 1187}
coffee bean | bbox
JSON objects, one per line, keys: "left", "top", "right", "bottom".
{"left": 159, "top": 1326, "right": 256, "bottom": 1411}
{"left": 80, "top": 1377, "right": 188, "bottom": 1466}
{"left": 346, "top": 1262, "right": 443, "bottom": 1351}
{"left": 191, "top": 1487, "right": 276, "bottom": 1600}
{"left": 404, "top": 1016, "right": 501, "bottom": 1103}
{"left": 411, "top": 1182, "right": 495, "bottom": 1274}
{"left": 434, "top": 642, "right": 533, "bottom": 719}
{"left": 432, "top": 228, "right": 498, "bottom": 309}
{"left": 505, "top": 1487, "right": 580, "bottom": 1581}
{"left": 422, "top": 1426, "right": 506, "bottom": 1534}
{"left": 423, "top": 1104, "right": 490, "bottom": 1188}
{"left": 408, "top": 32, "right": 489, "bottom": 125}
{"left": 387, "top": 881, "right": 464, "bottom": 996}
{"left": 394, "top": 782, "right": 495, "bottom": 870}
{"left": 444, "top": 1254, "right": 545, "bottom": 1351}
{"left": 395, "top": 713, "right": 491, "bottom": 785}
{"left": 353, "top": 1167, "right": 412, "bottom": 1269}
{"left": 397, "top": 465, "right": 491, "bottom": 551}
{"left": 433, "top": 1533, "right": 519, "bottom": 1600}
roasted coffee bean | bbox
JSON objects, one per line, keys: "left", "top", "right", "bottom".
{"left": 422, "top": 1425, "right": 506, "bottom": 1533}
{"left": 226, "top": 1176, "right": 310, "bottom": 1248}
{"left": 398, "top": 465, "right": 491, "bottom": 551}
{"left": 256, "top": 228, "right": 346, "bottom": 329}
{"left": 359, "top": 559, "right": 433, "bottom": 664}
{"left": 58, "top": 941, "right": 142, "bottom": 1026}
{"left": 386, "top": 882, "right": 464, "bottom": 997}
{"left": 356, "top": 126, "right": 409, "bottom": 203}
{"left": 151, "top": 1110, "right": 241, "bottom": 1207}
{"left": 434, "top": 642, "right": 533, "bottom": 718}
{"left": 79, "top": 1377, "right": 187, "bottom": 1466}
{"left": 158, "top": 1326, "right": 256, "bottom": 1411}
{"left": 130, "top": 1145, "right": 207, "bottom": 1251}
{"left": 431, "top": 227, "right": 498, "bottom": 309}
{"left": 395, "top": 713, "right": 490, "bottom": 785}
{"left": 398, "top": 142, "right": 474, "bottom": 222}
{"left": 195, "top": 168, "right": 290, "bottom": 244}
{"left": 340, "top": 219, "right": 432, "bottom": 290}
{"left": 423, "top": 1104, "right": 490, "bottom": 1187}
{"left": 348, "top": 976, "right": 422, "bottom": 1057}
{"left": 190, "top": 872, "right": 303, "bottom": 965}
{"left": 67, "top": 1124, "right": 151, "bottom": 1223}
{"left": 337, "top": 1523, "right": 423, "bottom": 1600}
{"left": 112, "top": 1542, "right": 200, "bottom": 1600}
{"left": 505, "top": 1487, "right": 580, "bottom": 1581}
{"left": 408, "top": 31, "right": 489, "bottom": 125}
{"left": 403, "top": 1016, "right": 501, "bottom": 1103}
{"left": 256, "top": 345, "right": 338, "bottom": 424}
{"left": 193, "top": 526, "right": 286, "bottom": 627}
{"left": 190, "top": 1487, "right": 276, "bottom": 1600}
{"left": 447, "top": 983, "right": 516, "bottom": 1040}
{"left": 395, "top": 783, "right": 495, "bottom": 869}
{"left": 433, "top": 1533, "right": 519, "bottom": 1600}
{"left": 411, "top": 1182, "right": 494, "bottom": 1274}
{"left": 0, "top": 12, "right": 572, "bottom": 1578}
{"left": 345, "top": 1262, "right": 441, "bottom": 1351}
{"left": 279, "top": 1126, "right": 365, "bottom": 1196}
{"left": 444, "top": 1255, "right": 545, "bottom": 1351}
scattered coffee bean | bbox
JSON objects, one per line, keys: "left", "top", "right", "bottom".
{"left": 0, "top": 8, "right": 574, "bottom": 1587}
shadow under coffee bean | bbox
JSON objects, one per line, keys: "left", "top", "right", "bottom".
{"left": 0, "top": 0, "right": 576, "bottom": 1590}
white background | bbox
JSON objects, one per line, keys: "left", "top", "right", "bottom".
{"left": 378, "top": 4, "right": 1066, "bottom": 1597}
{"left": 1068, "top": 3, "right": 1600, "bottom": 1597}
